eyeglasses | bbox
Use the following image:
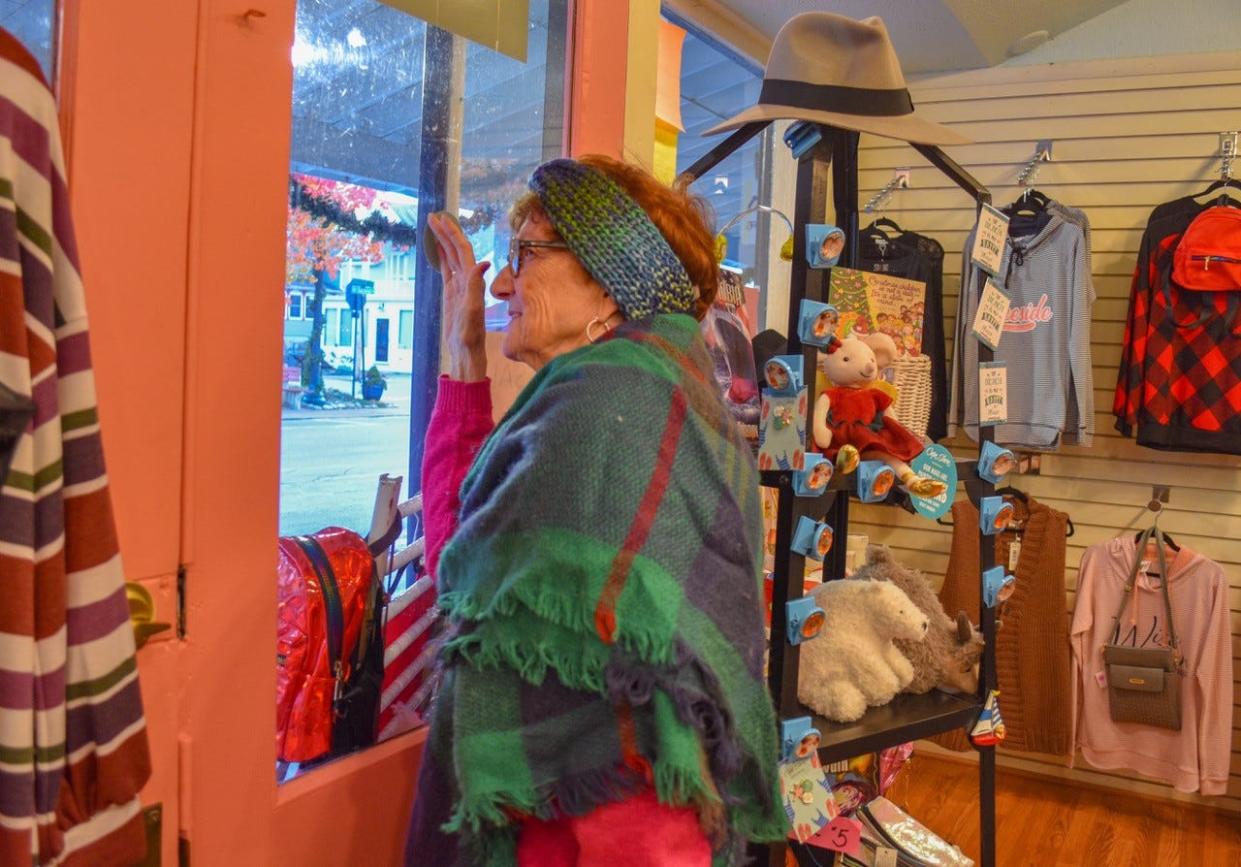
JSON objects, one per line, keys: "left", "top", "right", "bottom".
{"left": 508, "top": 237, "right": 570, "bottom": 276}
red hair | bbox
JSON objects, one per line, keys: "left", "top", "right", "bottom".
{"left": 511, "top": 155, "right": 719, "bottom": 320}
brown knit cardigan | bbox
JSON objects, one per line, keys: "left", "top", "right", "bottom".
{"left": 934, "top": 495, "right": 1072, "bottom": 756}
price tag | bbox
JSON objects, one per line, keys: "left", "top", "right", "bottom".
{"left": 970, "top": 203, "right": 1010, "bottom": 276}
{"left": 1008, "top": 540, "right": 1022, "bottom": 571}
{"left": 807, "top": 816, "right": 862, "bottom": 857}
{"left": 979, "top": 362, "right": 1008, "bottom": 426}
{"left": 874, "top": 847, "right": 899, "bottom": 867}
{"left": 971, "top": 278, "right": 1011, "bottom": 350}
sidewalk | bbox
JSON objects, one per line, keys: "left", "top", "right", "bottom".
{"left": 281, "top": 372, "right": 412, "bottom": 421}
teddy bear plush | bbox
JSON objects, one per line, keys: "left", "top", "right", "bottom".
{"left": 850, "top": 545, "right": 983, "bottom": 695}
{"left": 798, "top": 579, "right": 929, "bottom": 723}
{"left": 811, "top": 331, "right": 945, "bottom": 497}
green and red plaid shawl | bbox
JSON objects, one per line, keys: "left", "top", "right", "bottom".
{"left": 433, "top": 313, "right": 783, "bottom": 865}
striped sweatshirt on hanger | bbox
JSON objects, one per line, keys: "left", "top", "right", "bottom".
{"left": 949, "top": 211, "right": 1095, "bottom": 449}
{"left": 0, "top": 29, "right": 151, "bottom": 866}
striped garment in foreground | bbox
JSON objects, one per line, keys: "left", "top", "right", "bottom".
{"left": 0, "top": 29, "right": 151, "bottom": 866}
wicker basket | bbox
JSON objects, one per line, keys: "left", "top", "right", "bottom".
{"left": 889, "top": 354, "right": 932, "bottom": 440}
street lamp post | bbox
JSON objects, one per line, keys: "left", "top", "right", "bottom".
{"left": 345, "top": 278, "right": 374, "bottom": 399}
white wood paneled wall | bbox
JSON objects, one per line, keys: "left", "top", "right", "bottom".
{"left": 850, "top": 51, "right": 1241, "bottom": 813}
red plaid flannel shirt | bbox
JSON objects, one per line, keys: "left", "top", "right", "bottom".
{"left": 1114, "top": 202, "right": 1241, "bottom": 453}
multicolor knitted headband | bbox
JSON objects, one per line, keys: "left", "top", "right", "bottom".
{"left": 528, "top": 159, "right": 697, "bottom": 321}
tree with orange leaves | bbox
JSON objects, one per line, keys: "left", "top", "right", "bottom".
{"left": 286, "top": 173, "right": 386, "bottom": 403}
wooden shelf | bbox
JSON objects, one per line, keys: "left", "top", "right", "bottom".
{"left": 811, "top": 691, "right": 981, "bottom": 764}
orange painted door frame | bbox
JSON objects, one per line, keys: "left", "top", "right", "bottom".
{"left": 58, "top": 0, "right": 634, "bottom": 862}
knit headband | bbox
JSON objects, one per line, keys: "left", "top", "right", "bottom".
{"left": 528, "top": 159, "right": 697, "bottom": 321}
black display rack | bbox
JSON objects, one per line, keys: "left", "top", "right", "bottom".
{"left": 682, "top": 123, "right": 999, "bottom": 867}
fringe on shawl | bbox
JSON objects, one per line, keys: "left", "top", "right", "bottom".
{"left": 440, "top": 643, "right": 786, "bottom": 860}
{"left": 436, "top": 559, "right": 678, "bottom": 668}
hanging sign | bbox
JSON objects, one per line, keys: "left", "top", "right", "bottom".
{"left": 909, "top": 444, "right": 957, "bottom": 520}
{"left": 971, "top": 278, "right": 1011, "bottom": 350}
{"left": 970, "top": 204, "right": 1010, "bottom": 276}
{"left": 979, "top": 362, "right": 1008, "bottom": 426}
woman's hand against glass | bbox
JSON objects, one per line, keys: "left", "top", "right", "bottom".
{"left": 429, "top": 212, "right": 490, "bottom": 382}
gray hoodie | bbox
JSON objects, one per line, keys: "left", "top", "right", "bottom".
{"left": 950, "top": 212, "right": 1094, "bottom": 449}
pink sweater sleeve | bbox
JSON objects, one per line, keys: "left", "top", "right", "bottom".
{"left": 420, "top": 376, "right": 495, "bottom": 579}
{"left": 1195, "top": 569, "right": 1234, "bottom": 796}
{"left": 1068, "top": 546, "right": 1098, "bottom": 770}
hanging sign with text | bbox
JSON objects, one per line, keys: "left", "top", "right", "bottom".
{"left": 971, "top": 278, "right": 1011, "bottom": 350}
{"left": 970, "top": 204, "right": 1010, "bottom": 276}
{"left": 979, "top": 362, "right": 1008, "bottom": 426}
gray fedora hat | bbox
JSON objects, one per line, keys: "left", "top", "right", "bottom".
{"left": 707, "top": 12, "right": 969, "bottom": 146}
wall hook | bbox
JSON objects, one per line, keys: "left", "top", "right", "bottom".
{"left": 1017, "top": 140, "right": 1053, "bottom": 187}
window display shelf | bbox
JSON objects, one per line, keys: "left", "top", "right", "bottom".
{"left": 810, "top": 691, "right": 981, "bottom": 765}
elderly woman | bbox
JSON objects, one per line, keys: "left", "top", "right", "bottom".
{"left": 405, "top": 156, "right": 781, "bottom": 867}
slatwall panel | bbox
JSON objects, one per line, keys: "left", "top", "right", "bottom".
{"left": 848, "top": 52, "right": 1241, "bottom": 813}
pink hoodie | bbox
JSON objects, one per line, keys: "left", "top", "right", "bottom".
{"left": 1071, "top": 538, "right": 1233, "bottom": 795}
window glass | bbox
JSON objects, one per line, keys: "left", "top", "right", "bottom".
{"left": 3, "top": 1, "right": 55, "bottom": 82}
{"left": 325, "top": 308, "right": 339, "bottom": 346}
{"left": 398, "top": 309, "right": 413, "bottom": 349}
{"left": 277, "top": 0, "right": 565, "bottom": 777}
{"left": 338, "top": 307, "right": 353, "bottom": 346}
{"left": 674, "top": 26, "right": 770, "bottom": 285}
{"left": 282, "top": 0, "right": 563, "bottom": 539}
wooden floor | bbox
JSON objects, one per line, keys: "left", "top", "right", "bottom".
{"left": 882, "top": 755, "right": 1241, "bottom": 866}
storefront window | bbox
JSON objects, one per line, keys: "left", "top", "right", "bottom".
{"left": 277, "top": 0, "right": 566, "bottom": 780}
{"left": 3, "top": 1, "right": 55, "bottom": 82}
{"left": 674, "top": 24, "right": 771, "bottom": 284}
{"left": 280, "top": 0, "right": 564, "bottom": 538}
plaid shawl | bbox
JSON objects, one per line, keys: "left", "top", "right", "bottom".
{"left": 432, "top": 313, "right": 782, "bottom": 865}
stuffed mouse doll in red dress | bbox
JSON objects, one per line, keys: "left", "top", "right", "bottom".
{"left": 811, "top": 332, "right": 946, "bottom": 498}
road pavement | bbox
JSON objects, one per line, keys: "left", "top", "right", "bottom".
{"left": 279, "top": 373, "right": 416, "bottom": 536}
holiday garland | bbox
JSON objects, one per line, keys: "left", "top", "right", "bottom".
{"left": 288, "top": 176, "right": 500, "bottom": 244}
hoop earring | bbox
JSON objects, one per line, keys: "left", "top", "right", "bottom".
{"left": 586, "top": 317, "right": 612, "bottom": 343}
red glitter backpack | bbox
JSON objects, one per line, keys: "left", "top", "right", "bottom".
{"left": 275, "top": 527, "right": 386, "bottom": 763}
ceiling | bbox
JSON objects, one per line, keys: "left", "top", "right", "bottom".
{"left": 711, "top": 0, "right": 1130, "bottom": 72}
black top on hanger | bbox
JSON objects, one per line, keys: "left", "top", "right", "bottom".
{"left": 1003, "top": 189, "right": 1053, "bottom": 237}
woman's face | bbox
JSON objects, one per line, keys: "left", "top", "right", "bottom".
{"left": 490, "top": 213, "right": 618, "bottom": 370}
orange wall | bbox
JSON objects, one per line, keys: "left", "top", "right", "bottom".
{"left": 60, "top": 1, "right": 635, "bottom": 864}
{"left": 61, "top": 0, "right": 198, "bottom": 862}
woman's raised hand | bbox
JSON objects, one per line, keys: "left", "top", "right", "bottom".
{"left": 428, "top": 212, "right": 490, "bottom": 382}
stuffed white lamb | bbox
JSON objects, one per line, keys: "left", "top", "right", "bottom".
{"left": 798, "top": 579, "right": 929, "bottom": 722}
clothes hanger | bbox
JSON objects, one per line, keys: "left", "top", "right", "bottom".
{"left": 861, "top": 217, "right": 907, "bottom": 261}
{"left": 997, "top": 483, "right": 1075, "bottom": 538}
{"left": 716, "top": 202, "right": 795, "bottom": 263}
{"left": 864, "top": 216, "right": 904, "bottom": 236}
{"left": 1003, "top": 189, "right": 1054, "bottom": 238}
{"left": 935, "top": 486, "right": 1075, "bottom": 539}
{"left": 1133, "top": 527, "right": 1179, "bottom": 552}
{"left": 1192, "top": 176, "right": 1240, "bottom": 208}
{"left": 1004, "top": 188, "right": 1051, "bottom": 215}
